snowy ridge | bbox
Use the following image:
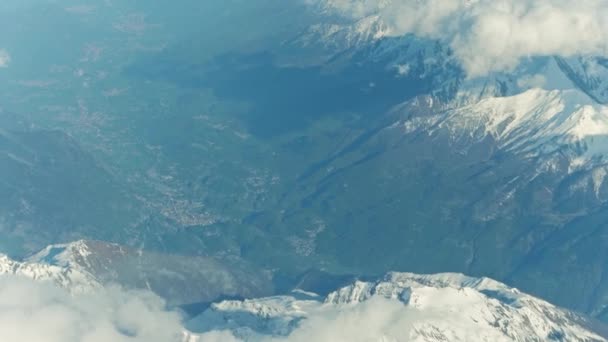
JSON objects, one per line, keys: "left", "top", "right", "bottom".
{"left": 28, "top": 239, "right": 94, "bottom": 266}
{"left": 0, "top": 249, "right": 99, "bottom": 293}
{"left": 25, "top": 239, "right": 125, "bottom": 274}
{"left": 24, "top": 239, "right": 276, "bottom": 309}
{"left": 327, "top": 272, "right": 605, "bottom": 341}
{"left": 325, "top": 272, "right": 512, "bottom": 304}
{"left": 292, "top": 8, "right": 456, "bottom": 75}
{"left": 187, "top": 272, "right": 606, "bottom": 342}
{"left": 401, "top": 88, "right": 608, "bottom": 167}
{"left": 296, "top": 15, "right": 391, "bottom": 52}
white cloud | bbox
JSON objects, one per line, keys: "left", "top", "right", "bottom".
{"left": 196, "top": 331, "right": 242, "bottom": 342}
{"left": 0, "top": 276, "right": 185, "bottom": 342}
{"left": 0, "top": 50, "right": 10, "bottom": 68}
{"left": 314, "top": 0, "right": 608, "bottom": 77}
{"left": 517, "top": 74, "right": 547, "bottom": 89}
{"left": 395, "top": 63, "right": 411, "bottom": 76}
{"left": 266, "top": 298, "right": 416, "bottom": 342}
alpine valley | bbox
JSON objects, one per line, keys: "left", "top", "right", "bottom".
{"left": 2, "top": 0, "right": 608, "bottom": 340}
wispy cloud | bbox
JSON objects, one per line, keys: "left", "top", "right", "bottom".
{"left": 0, "top": 49, "right": 10, "bottom": 68}
{"left": 311, "top": 0, "right": 608, "bottom": 77}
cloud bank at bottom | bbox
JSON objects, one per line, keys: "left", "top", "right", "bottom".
{"left": 0, "top": 276, "right": 185, "bottom": 342}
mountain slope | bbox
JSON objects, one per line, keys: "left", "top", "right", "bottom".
{"left": 236, "top": 9, "right": 608, "bottom": 322}
{"left": 26, "top": 239, "right": 274, "bottom": 307}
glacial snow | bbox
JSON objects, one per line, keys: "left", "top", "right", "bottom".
{"left": 431, "top": 88, "right": 608, "bottom": 159}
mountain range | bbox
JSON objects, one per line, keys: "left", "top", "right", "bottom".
{"left": 3, "top": 0, "right": 608, "bottom": 336}
{"left": 2, "top": 251, "right": 605, "bottom": 341}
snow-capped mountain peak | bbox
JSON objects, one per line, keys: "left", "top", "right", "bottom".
{"left": 401, "top": 87, "right": 608, "bottom": 169}
{"left": 28, "top": 239, "right": 95, "bottom": 267}
{"left": 293, "top": 14, "right": 391, "bottom": 53}
{"left": 0, "top": 249, "right": 100, "bottom": 293}
{"left": 325, "top": 272, "right": 514, "bottom": 304}
{"left": 187, "top": 272, "right": 607, "bottom": 342}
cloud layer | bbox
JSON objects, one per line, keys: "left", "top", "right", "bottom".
{"left": 314, "top": 0, "right": 608, "bottom": 76}
{"left": 0, "top": 276, "right": 185, "bottom": 342}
